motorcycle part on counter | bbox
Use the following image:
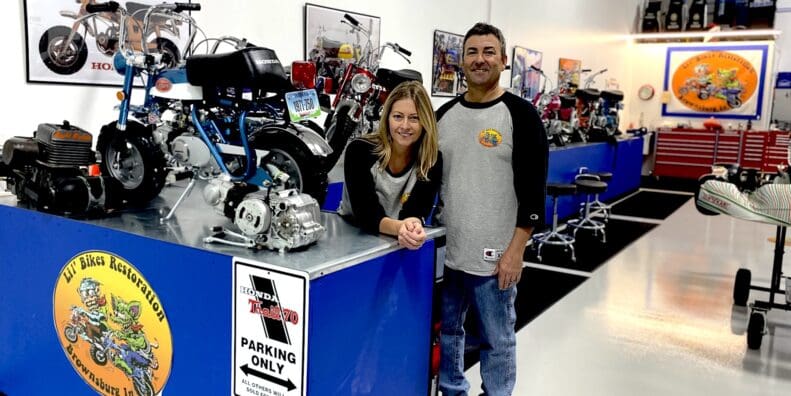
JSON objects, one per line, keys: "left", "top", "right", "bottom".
{"left": 1, "top": 121, "right": 122, "bottom": 216}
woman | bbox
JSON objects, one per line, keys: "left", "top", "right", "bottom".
{"left": 337, "top": 81, "right": 442, "bottom": 250}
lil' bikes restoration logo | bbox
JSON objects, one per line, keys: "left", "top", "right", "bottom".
{"left": 53, "top": 251, "right": 172, "bottom": 396}
{"left": 671, "top": 50, "right": 758, "bottom": 113}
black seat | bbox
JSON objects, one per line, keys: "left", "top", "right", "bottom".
{"left": 575, "top": 179, "right": 607, "bottom": 194}
{"left": 575, "top": 88, "right": 600, "bottom": 101}
{"left": 186, "top": 47, "right": 292, "bottom": 92}
{"left": 559, "top": 95, "right": 576, "bottom": 108}
{"left": 595, "top": 171, "right": 613, "bottom": 182}
{"left": 601, "top": 90, "right": 624, "bottom": 102}
{"left": 376, "top": 68, "right": 423, "bottom": 91}
{"left": 567, "top": 178, "right": 608, "bottom": 242}
{"left": 548, "top": 183, "right": 577, "bottom": 196}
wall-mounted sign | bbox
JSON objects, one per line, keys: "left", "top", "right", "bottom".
{"left": 663, "top": 45, "right": 768, "bottom": 120}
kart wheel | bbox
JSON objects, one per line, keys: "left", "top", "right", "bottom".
{"left": 746, "top": 311, "right": 765, "bottom": 350}
{"left": 694, "top": 174, "right": 721, "bottom": 216}
{"left": 249, "top": 127, "right": 328, "bottom": 204}
{"left": 323, "top": 106, "right": 358, "bottom": 173}
{"left": 90, "top": 344, "right": 108, "bottom": 366}
{"left": 152, "top": 37, "right": 180, "bottom": 68}
{"left": 97, "top": 122, "right": 167, "bottom": 206}
{"left": 64, "top": 325, "right": 78, "bottom": 343}
{"left": 39, "top": 26, "right": 88, "bottom": 75}
{"left": 733, "top": 268, "right": 751, "bottom": 307}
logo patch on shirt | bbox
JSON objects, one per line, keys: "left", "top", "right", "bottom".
{"left": 400, "top": 192, "right": 410, "bottom": 204}
{"left": 478, "top": 129, "right": 502, "bottom": 148}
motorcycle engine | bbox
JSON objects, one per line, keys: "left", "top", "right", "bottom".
{"left": 1, "top": 122, "right": 119, "bottom": 215}
{"left": 171, "top": 135, "right": 219, "bottom": 174}
{"left": 235, "top": 189, "right": 325, "bottom": 251}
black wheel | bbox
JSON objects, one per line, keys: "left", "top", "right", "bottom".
{"left": 132, "top": 375, "right": 155, "bottom": 396}
{"left": 39, "top": 26, "right": 88, "bottom": 75}
{"left": 747, "top": 311, "right": 765, "bottom": 350}
{"left": 694, "top": 174, "right": 722, "bottom": 216}
{"left": 90, "top": 344, "right": 108, "bottom": 366}
{"left": 733, "top": 268, "right": 751, "bottom": 306}
{"left": 727, "top": 97, "right": 742, "bottom": 109}
{"left": 323, "top": 106, "right": 358, "bottom": 173}
{"left": 97, "top": 122, "right": 167, "bottom": 206}
{"left": 679, "top": 87, "right": 689, "bottom": 96}
{"left": 152, "top": 37, "right": 180, "bottom": 68}
{"left": 64, "top": 325, "right": 78, "bottom": 343}
{"left": 249, "top": 127, "right": 328, "bottom": 204}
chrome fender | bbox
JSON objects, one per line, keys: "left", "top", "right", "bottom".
{"left": 289, "top": 122, "right": 333, "bottom": 158}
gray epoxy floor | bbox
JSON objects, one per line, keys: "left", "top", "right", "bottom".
{"left": 465, "top": 198, "right": 791, "bottom": 395}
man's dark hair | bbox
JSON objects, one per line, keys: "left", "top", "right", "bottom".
{"left": 463, "top": 22, "right": 506, "bottom": 57}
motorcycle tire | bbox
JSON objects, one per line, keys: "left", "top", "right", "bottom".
{"left": 728, "top": 97, "right": 742, "bottom": 109}
{"left": 64, "top": 325, "right": 78, "bottom": 343}
{"left": 323, "top": 106, "right": 358, "bottom": 173}
{"left": 132, "top": 375, "right": 155, "bottom": 396}
{"left": 39, "top": 26, "right": 88, "bottom": 75}
{"left": 152, "top": 37, "right": 181, "bottom": 69}
{"left": 97, "top": 122, "right": 167, "bottom": 207}
{"left": 90, "top": 344, "right": 108, "bottom": 366}
{"left": 249, "top": 127, "right": 329, "bottom": 205}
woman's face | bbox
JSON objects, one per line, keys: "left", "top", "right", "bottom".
{"left": 388, "top": 98, "right": 422, "bottom": 151}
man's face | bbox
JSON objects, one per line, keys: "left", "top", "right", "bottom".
{"left": 462, "top": 34, "right": 506, "bottom": 90}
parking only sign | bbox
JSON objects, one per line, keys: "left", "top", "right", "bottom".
{"left": 232, "top": 258, "right": 308, "bottom": 396}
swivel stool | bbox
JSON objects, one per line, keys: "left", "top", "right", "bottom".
{"left": 531, "top": 183, "right": 577, "bottom": 262}
{"left": 567, "top": 178, "right": 608, "bottom": 243}
{"left": 589, "top": 171, "right": 613, "bottom": 221}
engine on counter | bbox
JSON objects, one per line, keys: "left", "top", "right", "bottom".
{"left": 204, "top": 185, "right": 325, "bottom": 252}
{"left": 0, "top": 121, "right": 121, "bottom": 216}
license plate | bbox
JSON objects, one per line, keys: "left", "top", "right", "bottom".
{"left": 285, "top": 89, "right": 321, "bottom": 122}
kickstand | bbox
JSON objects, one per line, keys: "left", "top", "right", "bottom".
{"left": 203, "top": 226, "right": 258, "bottom": 249}
{"left": 160, "top": 175, "right": 197, "bottom": 223}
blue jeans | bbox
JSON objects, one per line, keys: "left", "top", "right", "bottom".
{"left": 439, "top": 266, "right": 517, "bottom": 396}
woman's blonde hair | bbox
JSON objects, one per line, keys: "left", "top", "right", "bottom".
{"left": 361, "top": 80, "right": 439, "bottom": 181}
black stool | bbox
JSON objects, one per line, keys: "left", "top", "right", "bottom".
{"left": 567, "top": 178, "right": 607, "bottom": 242}
{"left": 589, "top": 171, "right": 612, "bottom": 221}
{"left": 531, "top": 183, "right": 577, "bottom": 262}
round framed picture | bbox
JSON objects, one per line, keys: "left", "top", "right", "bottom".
{"left": 638, "top": 84, "right": 655, "bottom": 100}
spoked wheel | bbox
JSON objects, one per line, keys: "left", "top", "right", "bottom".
{"left": 97, "top": 122, "right": 167, "bottom": 206}
{"left": 39, "top": 26, "right": 88, "bottom": 75}
{"left": 746, "top": 311, "right": 766, "bottom": 350}
{"left": 64, "top": 325, "right": 78, "bottom": 343}
{"left": 249, "top": 127, "right": 328, "bottom": 204}
{"left": 733, "top": 268, "right": 751, "bottom": 307}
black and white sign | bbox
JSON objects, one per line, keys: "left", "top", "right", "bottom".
{"left": 232, "top": 258, "right": 308, "bottom": 396}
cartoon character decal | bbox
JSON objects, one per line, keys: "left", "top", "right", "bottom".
{"left": 478, "top": 129, "right": 503, "bottom": 148}
{"left": 54, "top": 251, "right": 172, "bottom": 396}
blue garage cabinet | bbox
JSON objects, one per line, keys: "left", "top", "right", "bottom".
{"left": 0, "top": 186, "right": 443, "bottom": 396}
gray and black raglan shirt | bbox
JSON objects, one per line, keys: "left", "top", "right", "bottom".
{"left": 337, "top": 138, "right": 443, "bottom": 234}
{"left": 436, "top": 92, "right": 548, "bottom": 276}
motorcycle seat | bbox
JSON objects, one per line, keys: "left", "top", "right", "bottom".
{"left": 186, "top": 47, "right": 292, "bottom": 93}
{"left": 376, "top": 68, "right": 423, "bottom": 91}
{"left": 601, "top": 90, "right": 624, "bottom": 102}
{"left": 575, "top": 88, "right": 600, "bottom": 101}
{"left": 559, "top": 95, "right": 576, "bottom": 108}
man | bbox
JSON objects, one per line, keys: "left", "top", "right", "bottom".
{"left": 436, "top": 22, "right": 548, "bottom": 396}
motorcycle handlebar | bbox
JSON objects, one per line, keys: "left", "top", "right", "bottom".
{"left": 175, "top": 2, "right": 201, "bottom": 12}
{"left": 581, "top": 68, "right": 592, "bottom": 73}
{"left": 344, "top": 13, "right": 360, "bottom": 26}
{"left": 85, "top": 1, "right": 120, "bottom": 13}
{"left": 394, "top": 44, "right": 411, "bottom": 57}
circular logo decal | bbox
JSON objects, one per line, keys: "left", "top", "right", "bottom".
{"left": 155, "top": 78, "right": 173, "bottom": 93}
{"left": 477, "top": 128, "right": 503, "bottom": 148}
{"left": 53, "top": 251, "right": 172, "bottom": 396}
{"left": 671, "top": 51, "right": 758, "bottom": 113}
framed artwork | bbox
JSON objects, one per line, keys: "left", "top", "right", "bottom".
{"left": 431, "top": 30, "right": 465, "bottom": 97}
{"left": 304, "top": 3, "right": 380, "bottom": 87}
{"left": 25, "top": 0, "right": 193, "bottom": 86}
{"left": 663, "top": 45, "right": 768, "bottom": 119}
{"left": 511, "top": 46, "right": 542, "bottom": 100}
{"left": 558, "top": 58, "right": 582, "bottom": 95}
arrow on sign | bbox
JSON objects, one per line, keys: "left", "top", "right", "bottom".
{"left": 241, "top": 364, "right": 297, "bottom": 391}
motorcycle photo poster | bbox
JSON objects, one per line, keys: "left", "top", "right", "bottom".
{"left": 431, "top": 30, "right": 465, "bottom": 97}
{"left": 304, "top": 3, "right": 380, "bottom": 92}
{"left": 557, "top": 57, "right": 581, "bottom": 96}
{"left": 25, "top": 0, "right": 193, "bottom": 86}
{"left": 511, "top": 46, "right": 542, "bottom": 101}
{"left": 663, "top": 45, "right": 769, "bottom": 119}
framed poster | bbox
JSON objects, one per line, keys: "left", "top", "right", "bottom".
{"left": 511, "top": 46, "right": 542, "bottom": 100}
{"left": 431, "top": 30, "right": 465, "bottom": 97}
{"left": 558, "top": 58, "right": 581, "bottom": 95}
{"left": 25, "top": 0, "right": 193, "bottom": 86}
{"left": 304, "top": 3, "right": 380, "bottom": 87}
{"left": 663, "top": 45, "right": 768, "bottom": 119}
